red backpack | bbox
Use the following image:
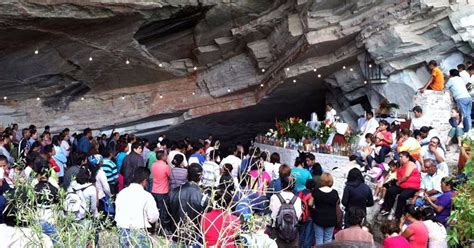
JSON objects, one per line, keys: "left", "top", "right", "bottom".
{"left": 297, "top": 190, "right": 313, "bottom": 222}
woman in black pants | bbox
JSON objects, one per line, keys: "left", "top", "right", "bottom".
{"left": 380, "top": 151, "right": 421, "bottom": 219}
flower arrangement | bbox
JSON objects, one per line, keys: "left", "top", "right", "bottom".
{"left": 271, "top": 117, "right": 316, "bottom": 140}
{"left": 315, "top": 119, "right": 336, "bottom": 143}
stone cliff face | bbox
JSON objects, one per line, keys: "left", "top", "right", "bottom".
{"left": 0, "top": 0, "right": 473, "bottom": 137}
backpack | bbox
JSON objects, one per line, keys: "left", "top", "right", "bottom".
{"left": 297, "top": 190, "right": 312, "bottom": 222}
{"left": 275, "top": 193, "right": 298, "bottom": 243}
{"left": 64, "top": 185, "right": 92, "bottom": 220}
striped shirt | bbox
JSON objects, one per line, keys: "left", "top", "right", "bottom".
{"left": 170, "top": 167, "right": 188, "bottom": 190}
{"left": 102, "top": 158, "right": 119, "bottom": 184}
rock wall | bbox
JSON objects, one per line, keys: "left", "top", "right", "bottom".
{"left": 0, "top": 0, "right": 473, "bottom": 135}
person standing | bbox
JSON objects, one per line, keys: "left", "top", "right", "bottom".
{"left": 312, "top": 173, "right": 340, "bottom": 245}
{"left": 121, "top": 143, "right": 145, "bottom": 188}
{"left": 445, "top": 69, "right": 472, "bottom": 132}
{"left": 419, "top": 60, "right": 445, "bottom": 93}
{"left": 77, "top": 128, "right": 93, "bottom": 154}
{"left": 220, "top": 146, "right": 243, "bottom": 178}
{"left": 101, "top": 149, "right": 119, "bottom": 194}
{"left": 341, "top": 168, "right": 374, "bottom": 226}
{"left": 291, "top": 157, "right": 312, "bottom": 193}
{"left": 269, "top": 176, "right": 302, "bottom": 247}
{"left": 168, "top": 164, "right": 208, "bottom": 245}
{"left": 115, "top": 167, "right": 159, "bottom": 247}
{"left": 151, "top": 150, "right": 171, "bottom": 231}
{"left": 325, "top": 103, "right": 337, "bottom": 123}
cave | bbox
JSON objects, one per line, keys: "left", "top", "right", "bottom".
{"left": 0, "top": 0, "right": 472, "bottom": 143}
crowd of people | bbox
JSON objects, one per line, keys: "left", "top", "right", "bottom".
{"left": 0, "top": 58, "right": 471, "bottom": 248}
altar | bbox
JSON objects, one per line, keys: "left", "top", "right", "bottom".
{"left": 253, "top": 143, "right": 350, "bottom": 172}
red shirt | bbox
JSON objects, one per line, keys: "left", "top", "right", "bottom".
{"left": 374, "top": 130, "right": 392, "bottom": 146}
{"left": 383, "top": 235, "right": 411, "bottom": 248}
{"left": 151, "top": 160, "right": 170, "bottom": 194}
{"left": 397, "top": 162, "right": 421, "bottom": 189}
{"left": 406, "top": 221, "right": 429, "bottom": 248}
{"left": 201, "top": 209, "right": 240, "bottom": 248}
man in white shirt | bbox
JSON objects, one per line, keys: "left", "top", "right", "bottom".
{"left": 325, "top": 103, "right": 337, "bottom": 123}
{"left": 115, "top": 167, "right": 159, "bottom": 247}
{"left": 167, "top": 140, "right": 188, "bottom": 168}
{"left": 421, "top": 137, "right": 448, "bottom": 176}
{"left": 410, "top": 106, "right": 430, "bottom": 136}
{"left": 458, "top": 64, "right": 471, "bottom": 86}
{"left": 201, "top": 150, "right": 220, "bottom": 188}
{"left": 412, "top": 160, "right": 443, "bottom": 206}
{"left": 360, "top": 111, "right": 379, "bottom": 137}
{"left": 220, "top": 146, "right": 242, "bottom": 178}
{"left": 445, "top": 69, "right": 472, "bottom": 132}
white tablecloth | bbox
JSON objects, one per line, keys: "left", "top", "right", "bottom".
{"left": 253, "top": 143, "right": 349, "bottom": 172}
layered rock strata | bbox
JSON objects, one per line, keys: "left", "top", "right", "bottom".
{"left": 0, "top": 0, "right": 472, "bottom": 135}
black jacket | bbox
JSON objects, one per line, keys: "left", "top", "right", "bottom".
{"left": 168, "top": 181, "right": 208, "bottom": 232}
{"left": 341, "top": 180, "right": 374, "bottom": 213}
{"left": 121, "top": 152, "right": 145, "bottom": 187}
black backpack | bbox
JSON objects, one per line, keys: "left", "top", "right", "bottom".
{"left": 275, "top": 193, "right": 298, "bottom": 242}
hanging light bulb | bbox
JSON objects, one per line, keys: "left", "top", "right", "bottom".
{"left": 368, "top": 64, "right": 372, "bottom": 68}
{"left": 260, "top": 83, "right": 264, "bottom": 87}
{"left": 192, "top": 91, "right": 196, "bottom": 96}
{"left": 36, "top": 97, "right": 40, "bottom": 101}
{"left": 34, "top": 49, "right": 39, "bottom": 55}
{"left": 349, "top": 68, "right": 353, "bottom": 72}
{"left": 286, "top": 68, "right": 290, "bottom": 71}
{"left": 342, "top": 66, "right": 346, "bottom": 69}
{"left": 121, "top": 96, "right": 125, "bottom": 100}
{"left": 125, "top": 59, "right": 130, "bottom": 65}
{"left": 364, "top": 80, "right": 368, "bottom": 84}
{"left": 3, "top": 96, "right": 7, "bottom": 100}
{"left": 293, "top": 79, "right": 296, "bottom": 83}
{"left": 261, "top": 68, "right": 265, "bottom": 72}
{"left": 159, "top": 63, "right": 163, "bottom": 67}
{"left": 159, "top": 94, "right": 163, "bottom": 99}
{"left": 317, "top": 74, "right": 322, "bottom": 78}
{"left": 89, "top": 56, "right": 93, "bottom": 61}
{"left": 313, "top": 68, "right": 317, "bottom": 72}
{"left": 193, "top": 66, "right": 197, "bottom": 71}
{"left": 227, "top": 88, "right": 231, "bottom": 93}
{"left": 80, "top": 97, "right": 85, "bottom": 101}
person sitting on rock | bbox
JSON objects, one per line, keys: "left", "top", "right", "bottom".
{"left": 411, "top": 159, "right": 443, "bottom": 206}
{"left": 410, "top": 106, "right": 430, "bottom": 138}
{"left": 445, "top": 107, "right": 464, "bottom": 151}
{"left": 418, "top": 60, "right": 445, "bottom": 93}
{"left": 420, "top": 137, "right": 448, "bottom": 176}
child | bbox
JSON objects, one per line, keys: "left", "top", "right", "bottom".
{"left": 352, "top": 133, "right": 375, "bottom": 170}
{"left": 374, "top": 160, "right": 398, "bottom": 204}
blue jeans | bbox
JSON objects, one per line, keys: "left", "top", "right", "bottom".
{"left": 314, "top": 224, "right": 334, "bottom": 245}
{"left": 456, "top": 97, "right": 472, "bottom": 132}
{"left": 118, "top": 228, "right": 150, "bottom": 248}
{"left": 0, "top": 195, "right": 6, "bottom": 224}
{"left": 40, "top": 221, "right": 60, "bottom": 244}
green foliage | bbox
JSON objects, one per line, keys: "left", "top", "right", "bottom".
{"left": 315, "top": 121, "right": 335, "bottom": 143}
{"left": 275, "top": 117, "right": 316, "bottom": 140}
{"left": 447, "top": 138, "right": 474, "bottom": 247}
